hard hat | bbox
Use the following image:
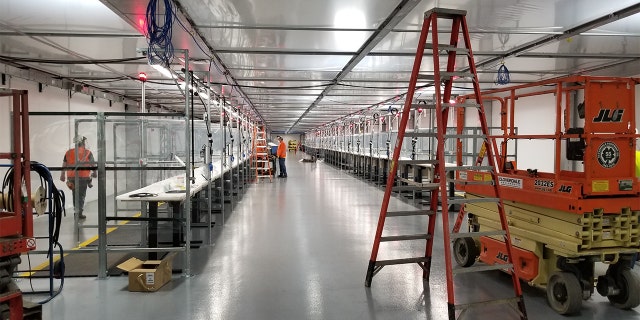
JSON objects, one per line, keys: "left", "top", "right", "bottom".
{"left": 74, "top": 136, "right": 87, "bottom": 145}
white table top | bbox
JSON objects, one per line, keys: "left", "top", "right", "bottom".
{"left": 116, "top": 157, "right": 249, "bottom": 202}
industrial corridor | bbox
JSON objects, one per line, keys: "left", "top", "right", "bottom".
{"left": 31, "top": 153, "right": 638, "bottom": 320}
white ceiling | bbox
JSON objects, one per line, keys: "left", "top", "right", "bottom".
{"left": 1, "top": 0, "right": 639, "bottom": 132}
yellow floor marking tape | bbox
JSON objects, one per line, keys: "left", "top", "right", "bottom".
{"left": 20, "top": 212, "right": 142, "bottom": 277}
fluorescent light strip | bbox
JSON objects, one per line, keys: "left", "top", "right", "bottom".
{"left": 151, "top": 64, "right": 175, "bottom": 79}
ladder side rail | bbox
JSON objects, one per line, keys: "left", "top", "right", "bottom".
{"left": 367, "top": 13, "right": 433, "bottom": 271}
{"left": 461, "top": 15, "right": 527, "bottom": 313}
{"left": 432, "top": 14, "right": 463, "bottom": 314}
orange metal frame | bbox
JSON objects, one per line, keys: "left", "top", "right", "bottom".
{"left": 458, "top": 76, "right": 640, "bottom": 213}
{"left": 0, "top": 90, "right": 34, "bottom": 247}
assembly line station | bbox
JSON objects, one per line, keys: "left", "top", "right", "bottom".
{"left": 1, "top": 1, "right": 640, "bottom": 320}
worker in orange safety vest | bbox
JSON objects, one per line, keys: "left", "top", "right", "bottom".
{"left": 60, "top": 136, "right": 97, "bottom": 220}
{"left": 277, "top": 136, "right": 287, "bottom": 178}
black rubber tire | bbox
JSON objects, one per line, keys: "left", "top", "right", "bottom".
{"left": 453, "top": 237, "right": 479, "bottom": 268}
{"left": 547, "top": 271, "right": 583, "bottom": 315}
{"left": 607, "top": 268, "right": 640, "bottom": 309}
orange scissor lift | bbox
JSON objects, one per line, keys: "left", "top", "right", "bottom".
{"left": 454, "top": 76, "right": 640, "bottom": 314}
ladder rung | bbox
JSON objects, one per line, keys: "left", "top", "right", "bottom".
{"left": 410, "top": 103, "right": 436, "bottom": 110}
{"left": 397, "top": 159, "right": 438, "bottom": 165}
{"left": 424, "top": 7, "right": 467, "bottom": 19}
{"left": 453, "top": 263, "right": 513, "bottom": 274}
{"left": 392, "top": 184, "right": 439, "bottom": 192}
{"left": 405, "top": 132, "right": 437, "bottom": 138}
{"left": 450, "top": 230, "right": 506, "bottom": 239}
{"left": 411, "top": 103, "right": 480, "bottom": 109}
{"left": 443, "top": 134, "right": 486, "bottom": 139}
{"left": 455, "top": 297, "right": 522, "bottom": 313}
{"left": 380, "top": 234, "right": 432, "bottom": 242}
{"left": 418, "top": 72, "right": 474, "bottom": 81}
{"left": 375, "top": 257, "right": 429, "bottom": 266}
{"left": 444, "top": 165, "right": 493, "bottom": 171}
{"left": 443, "top": 102, "right": 480, "bottom": 108}
{"left": 425, "top": 44, "right": 470, "bottom": 54}
{"left": 448, "top": 197, "right": 500, "bottom": 205}
{"left": 386, "top": 210, "right": 435, "bottom": 217}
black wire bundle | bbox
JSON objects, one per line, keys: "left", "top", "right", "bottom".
{"left": 30, "top": 161, "right": 66, "bottom": 303}
{"left": 29, "top": 162, "right": 65, "bottom": 246}
{"left": 145, "top": 0, "right": 174, "bottom": 67}
{"left": 1, "top": 162, "right": 66, "bottom": 303}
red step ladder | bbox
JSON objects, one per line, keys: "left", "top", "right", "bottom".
{"left": 364, "top": 8, "right": 527, "bottom": 320}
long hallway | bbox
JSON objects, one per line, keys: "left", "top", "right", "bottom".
{"left": 39, "top": 152, "right": 639, "bottom": 320}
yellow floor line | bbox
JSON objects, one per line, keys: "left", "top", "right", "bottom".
{"left": 20, "top": 212, "right": 142, "bottom": 277}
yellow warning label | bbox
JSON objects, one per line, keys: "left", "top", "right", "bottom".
{"left": 473, "top": 173, "right": 484, "bottom": 181}
{"left": 592, "top": 180, "right": 610, "bottom": 192}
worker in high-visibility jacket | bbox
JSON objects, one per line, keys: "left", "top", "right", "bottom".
{"left": 277, "top": 136, "right": 288, "bottom": 178}
{"left": 60, "top": 136, "right": 97, "bottom": 220}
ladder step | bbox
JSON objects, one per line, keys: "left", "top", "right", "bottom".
{"left": 424, "top": 7, "right": 467, "bottom": 19}
{"left": 375, "top": 257, "right": 429, "bottom": 266}
{"left": 444, "top": 165, "right": 493, "bottom": 171}
{"left": 387, "top": 210, "right": 435, "bottom": 217}
{"left": 397, "top": 159, "right": 438, "bottom": 165}
{"left": 425, "top": 43, "right": 470, "bottom": 54}
{"left": 453, "top": 263, "right": 513, "bottom": 274}
{"left": 450, "top": 230, "right": 506, "bottom": 239}
{"left": 448, "top": 197, "right": 500, "bottom": 205}
{"left": 380, "top": 234, "right": 432, "bottom": 242}
{"left": 393, "top": 184, "right": 439, "bottom": 192}
{"left": 455, "top": 297, "right": 523, "bottom": 314}
{"left": 405, "top": 132, "right": 437, "bottom": 138}
{"left": 411, "top": 102, "right": 480, "bottom": 109}
{"left": 443, "top": 134, "right": 486, "bottom": 139}
{"left": 443, "top": 102, "right": 480, "bottom": 108}
{"left": 418, "top": 72, "right": 474, "bottom": 81}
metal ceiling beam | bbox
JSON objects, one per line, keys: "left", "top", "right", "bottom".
{"left": 287, "top": 0, "right": 426, "bottom": 133}
{"left": 0, "top": 31, "right": 143, "bottom": 38}
{"left": 473, "top": 2, "right": 640, "bottom": 70}
{"left": 197, "top": 24, "right": 640, "bottom": 37}
{"left": 131, "top": 0, "right": 267, "bottom": 124}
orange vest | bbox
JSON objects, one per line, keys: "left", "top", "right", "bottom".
{"left": 65, "top": 147, "right": 92, "bottom": 178}
{"left": 277, "top": 141, "right": 287, "bottom": 158}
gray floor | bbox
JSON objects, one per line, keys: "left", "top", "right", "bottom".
{"left": 18, "top": 152, "right": 640, "bottom": 320}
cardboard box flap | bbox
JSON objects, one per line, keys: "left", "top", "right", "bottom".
{"left": 117, "top": 257, "right": 144, "bottom": 272}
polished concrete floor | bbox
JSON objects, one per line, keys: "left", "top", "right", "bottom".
{"left": 18, "top": 152, "right": 640, "bottom": 319}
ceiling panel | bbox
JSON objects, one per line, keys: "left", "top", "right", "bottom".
{"left": 201, "top": 29, "right": 374, "bottom": 52}
{"left": 0, "top": 0, "right": 638, "bottom": 134}
{"left": 179, "top": 0, "right": 398, "bottom": 29}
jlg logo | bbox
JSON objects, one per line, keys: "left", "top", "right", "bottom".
{"left": 558, "top": 185, "right": 573, "bottom": 193}
{"left": 593, "top": 109, "right": 624, "bottom": 123}
{"left": 496, "top": 252, "right": 509, "bottom": 262}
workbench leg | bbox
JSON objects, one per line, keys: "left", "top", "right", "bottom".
{"left": 149, "top": 202, "right": 158, "bottom": 260}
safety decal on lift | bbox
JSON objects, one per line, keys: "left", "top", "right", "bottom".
{"left": 596, "top": 141, "right": 619, "bottom": 168}
{"left": 498, "top": 176, "right": 523, "bottom": 189}
{"left": 592, "top": 180, "right": 610, "bottom": 192}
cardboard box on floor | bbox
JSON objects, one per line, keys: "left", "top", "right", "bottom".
{"left": 117, "top": 252, "right": 177, "bottom": 292}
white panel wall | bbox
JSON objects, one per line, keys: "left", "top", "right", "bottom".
{"left": 488, "top": 93, "right": 556, "bottom": 173}
{"left": 0, "top": 76, "right": 127, "bottom": 210}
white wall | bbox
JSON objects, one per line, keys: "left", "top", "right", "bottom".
{"left": 0, "top": 76, "right": 127, "bottom": 210}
